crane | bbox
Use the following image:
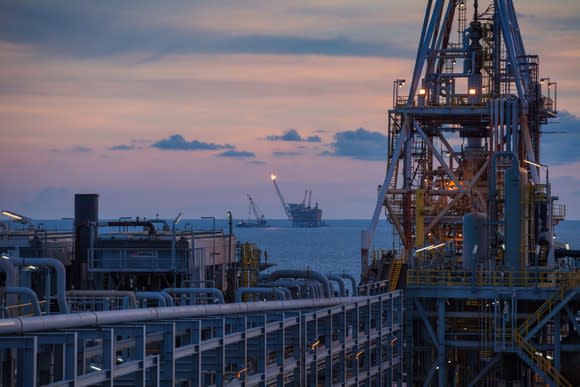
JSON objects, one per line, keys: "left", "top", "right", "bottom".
{"left": 247, "top": 194, "right": 266, "bottom": 224}
{"left": 270, "top": 173, "right": 291, "bottom": 220}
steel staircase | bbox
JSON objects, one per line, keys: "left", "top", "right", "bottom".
{"left": 513, "top": 331, "right": 571, "bottom": 387}
{"left": 513, "top": 270, "right": 580, "bottom": 387}
{"left": 518, "top": 271, "right": 580, "bottom": 339}
{"left": 388, "top": 259, "right": 403, "bottom": 292}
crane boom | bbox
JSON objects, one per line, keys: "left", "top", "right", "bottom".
{"left": 270, "top": 173, "right": 291, "bottom": 220}
{"left": 247, "top": 194, "right": 265, "bottom": 222}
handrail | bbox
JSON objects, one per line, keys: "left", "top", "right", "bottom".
{"left": 518, "top": 270, "right": 580, "bottom": 339}
{"left": 407, "top": 269, "right": 577, "bottom": 288}
{"left": 513, "top": 330, "right": 572, "bottom": 387}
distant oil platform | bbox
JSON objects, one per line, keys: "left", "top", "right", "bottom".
{"left": 271, "top": 173, "right": 323, "bottom": 227}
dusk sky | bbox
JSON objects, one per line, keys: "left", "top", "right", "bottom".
{"left": 1, "top": 1, "right": 580, "bottom": 220}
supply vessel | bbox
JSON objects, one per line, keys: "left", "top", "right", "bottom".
{"left": 236, "top": 194, "right": 269, "bottom": 228}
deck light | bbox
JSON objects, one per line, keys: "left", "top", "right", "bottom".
{"left": 236, "top": 367, "right": 248, "bottom": 379}
{"left": 415, "top": 242, "right": 446, "bottom": 253}
{"left": 310, "top": 339, "right": 321, "bottom": 350}
{"left": 468, "top": 88, "right": 477, "bottom": 95}
{"left": 419, "top": 88, "right": 426, "bottom": 95}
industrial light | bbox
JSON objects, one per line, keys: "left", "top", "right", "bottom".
{"left": 1, "top": 210, "right": 23, "bottom": 220}
{"left": 523, "top": 159, "right": 543, "bottom": 168}
{"left": 236, "top": 367, "right": 248, "bottom": 379}
{"left": 270, "top": 173, "right": 277, "bottom": 181}
{"left": 89, "top": 364, "right": 102, "bottom": 371}
{"left": 310, "top": 339, "right": 321, "bottom": 350}
{"left": 468, "top": 88, "right": 477, "bottom": 95}
{"left": 416, "top": 242, "right": 446, "bottom": 253}
{"left": 546, "top": 354, "right": 554, "bottom": 360}
{"left": 173, "top": 212, "right": 182, "bottom": 225}
{"left": 0, "top": 253, "right": 9, "bottom": 260}
{"left": 534, "top": 351, "right": 543, "bottom": 357}
{"left": 355, "top": 350, "right": 364, "bottom": 359}
{"left": 419, "top": 88, "right": 426, "bottom": 95}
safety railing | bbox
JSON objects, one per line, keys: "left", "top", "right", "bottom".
{"left": 518, "top": 270, "right": 580, "bottom": 339}
{"left": 67, "top": 290, "right": 138, "bottom": 312}
{"left": 88, "top": 247, "right": 190, "bottom": 272}
{"left": 407, "top": 269, "right": 577, "bottom": 288}
{"left": 513, "top": 330, "right": 572, "bottom": 387}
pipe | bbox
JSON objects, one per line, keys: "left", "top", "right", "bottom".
{"left": 339, "top": 273, "right": 358, "bottom": 296}
{"left": 6, "top": 287, "right": 42, "bottom": 316}
{"left": 0, "top": 296, "right": 372, "bottom": 335}
{"left": 162, "top": 288, "right": 224, "bottom": 305}
{"left": 0, "top": 258, "right": 18, "bottom": 306}
{"left": 265, "top": 269, "right": 332, "bottom": 298}
{"left": 327, "top": 274, "right": 347, "bottom": 297}
{"left": 256, "top": 282, "right": 295, "bottom": 300}
{"left": 235, "top": 287, "right": 287, "bottom": 303}
{"left": 135, "top": 292, "right": 167, "bottom": 307}
{"left": 160, "top": 291, "right": 174, "bottom": 307}
{"left": 2, "top": 256, "right": 69, "bottom": 314}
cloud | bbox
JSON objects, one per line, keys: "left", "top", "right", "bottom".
{"left": 51, "top": 145, "right": 92, "bottom": 153}
{"left": 110, "top": 144, "right": 137, "bottom": 151}
{"left": 541, "top": 110, "right": 580, "bottom": 165}
{"left": 324, "top": 128, "right": 386, "bottom": 161}
{"left": 273, "top": 151, "right": 303, "bottom": 157}
{"left": 0, "top": 3, "right": 411, "bottom": 59}
{"left": 151, "top": 134, "right": 233, "bottom": 151}
{"left": 216, "top": 150, "right": 256, "bottom": 158}
{"left": 266, "top": 129, "right": 321, "bottom": 142}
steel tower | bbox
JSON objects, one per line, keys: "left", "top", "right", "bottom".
{"left": 363, "top": 1, "right": 580, "bottom": 385}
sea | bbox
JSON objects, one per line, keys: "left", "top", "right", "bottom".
{"left": 28, "top": 218, "right": 580, "bottom": 282}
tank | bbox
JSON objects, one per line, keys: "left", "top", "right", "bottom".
{"left": 73, "top": 193, "right": 99, "bottom": 289}
{"left": 462, "top": 212, "right": 488, "bottom": 272}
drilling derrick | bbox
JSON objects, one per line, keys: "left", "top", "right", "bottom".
{"left": 363, "top": 1, "right": 579, "bottom": 386}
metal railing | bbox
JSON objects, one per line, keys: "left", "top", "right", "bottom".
{"left": 88, "top": 247, "right": 190, "bottom": 272}
{"left": 407, "top": 269, "right": 577, "bottom": 288}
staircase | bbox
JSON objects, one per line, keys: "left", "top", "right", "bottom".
{"left": 513, "top": 270, "right": 580, "bottom": 387}
{"left": 518, "top": 271, "right": 580, "bottom": 339}
{"left": 388, "top": 259, "right": 403, "bottom": 292}
{"left": 513, "top": 331, "right": 571, "bottom": 387}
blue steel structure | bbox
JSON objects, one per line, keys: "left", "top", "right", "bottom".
{"left": 362, "top": 1, "right": 580, "bottom": 386}
{"left": 0, "top": 198, "right": 403, "bottom": 385}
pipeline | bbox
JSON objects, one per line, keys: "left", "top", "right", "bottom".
{"left": 6, "top": 287, "right": 42, "bottom": 316}
{"left": 162, "top": 288, "right": 225, "bottom": 305}
{"left": 136, "top": 292, "right": 168, "bottom": 307}
{"left": 327, "top": 274, "right": 347, "bottom": 297}
{"left": 265, "top": 269, "right": 332, "bottom": 298}
{"left": 0, "top": 296, "right": 375, "bottom": 335}
{"left": 339, "top": 273, "right": 358, "bottom": 296}
{"left": 0, "top": 258, "right": 18, "bottom": 306}
{"left": 235, "top": 287, "right": 287, "bottom": 303}
{"left": 1, "top": 256, "right": 69, "bottom": 314}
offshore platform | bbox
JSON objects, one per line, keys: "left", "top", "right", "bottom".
{"left": 362, "top": 0, "right": 580, "bottom": 386}
{"left": 271, "top": 174, "right": 323, "bottom": 227}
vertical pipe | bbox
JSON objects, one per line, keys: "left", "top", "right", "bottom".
{"left": 437, "top": 298, "right": 447, "bottom": 386}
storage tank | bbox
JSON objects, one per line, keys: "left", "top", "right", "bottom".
{"left": 73, "top": 194, "right": 99, "bottom": 289}
{"left": 462, "top": 212, "right": 488, "bottom": 272}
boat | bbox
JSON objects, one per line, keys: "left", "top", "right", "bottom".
{"left": 270, "top": 173, "right": 323, "bottom": 227}
{"left": 236, "top": 194, "right": 270, "bottom": 228}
